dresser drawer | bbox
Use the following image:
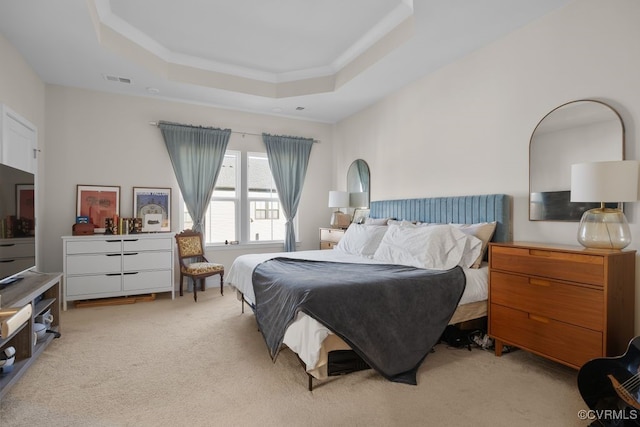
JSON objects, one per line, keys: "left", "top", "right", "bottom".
{"left": 123, "top": 237, "right": 172, "bottom": 252}
{"left": 490, "top": 245, "right": 605, "bottom": 286}
{"left": 66, "top": 253, "right": 122, "bottom": 275}
{"left": 0, "top": 240, "right": 35, "bottom": 258}
{"left": 66, "top": 239, "right": 123, "bottom": 255}
{"left": 320, "top": 228, "right": 344, "bottom": 243}
{"left": 320, "top": 241, "right": 338, "bottom": 250}
{"left": 490, "top": 271, "right": 603, "bottom": 330}
{"left": 490, "top": 304, "right": 602, "bottom": 368}
{"left": 123, "top": 251, "right": 172, "bottom": 272}
{"left": 123, "top": 270, "right": 172, "bottom": 292}
{"left": 66, "top": 274, "right": 122, "bottom": 297}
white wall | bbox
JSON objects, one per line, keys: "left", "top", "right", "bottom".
{"left": 42, "top": 86, "right": 334, "bottom": 274}
{"left": 335, "top": 0, "right": 640, "bottom": 329}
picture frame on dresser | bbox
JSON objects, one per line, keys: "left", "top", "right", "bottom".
{"left": 76, "top": 185, "right": 120, "bottom": 233}
{"left": 352, "top": 208, "right": 370, "bottom": 224}
{"left": 133, "top": 187, "right": 171, "bottom": 232}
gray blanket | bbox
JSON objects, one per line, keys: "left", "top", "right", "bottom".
{"left": 252, "top": 257, "right": 466, "bottom": 385}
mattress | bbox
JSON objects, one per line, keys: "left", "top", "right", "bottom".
{"left": 225, "top": 249, "right": 488, "bottom": 379}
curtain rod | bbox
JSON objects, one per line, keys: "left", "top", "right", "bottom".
{"left": 149, "top": 121, "right": 319, "bottom": 143}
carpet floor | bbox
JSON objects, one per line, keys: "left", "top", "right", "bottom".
{"left": 0, "top": 288, "right": 588, "bottom": 426}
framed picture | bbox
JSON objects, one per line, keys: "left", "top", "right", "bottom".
{"left": 76, "top": 185, "right": 120, "bottom": 233}
{"left": 16, "top": 184, "right": 35, "bottom": 235}
{"left": 352, "top": 208, "right": 370, "bottom": 224}
{"left": 133, "top": 187, "right": 171, "bottom": 232}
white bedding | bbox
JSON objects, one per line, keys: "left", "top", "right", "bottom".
{"left": 225, "top": 249, "right": 488, "bottom": 372}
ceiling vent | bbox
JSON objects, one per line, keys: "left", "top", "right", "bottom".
{"left": 103, "top": 74, "right": 132, "bottom": 84}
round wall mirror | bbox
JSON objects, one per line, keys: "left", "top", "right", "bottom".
{"left": 347, "top": 159, "right": 370, "bottom": 208}
{"left": 529, "top": 100, "right": 624, "bottom": 221}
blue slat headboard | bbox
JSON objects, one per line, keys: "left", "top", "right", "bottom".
{"left": 370, "top": 194, "right": 512, "bottom": 243}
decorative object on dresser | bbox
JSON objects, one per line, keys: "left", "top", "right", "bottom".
{"left": 132, "top": 187, "right": 171, "bottom": 232}
{"left": 319, "top": 227, "right": 345, "bottom": 250}
{"left": 0, "top": 272, "right": 62, "bottom": 401}
{"left": 62, "top": 233, "right": 175, "bottom": 310}
{"left": 76, "top": 185, "right": 120, "bottom": 233}
{"left": 570, "top": 160, "right": 639, "bottom": 249}
{"left": 328, "top": 190, "right": 350, "bottom": 229}
{"left": 488, "top": 242, "right": 635, "bottom": 369}
{"left": 175, "top": 230, "right": 224, "bottom": 302}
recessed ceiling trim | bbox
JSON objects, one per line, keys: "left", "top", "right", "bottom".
{"left": 89, "top": 0, "right": 414, "bottom": 97}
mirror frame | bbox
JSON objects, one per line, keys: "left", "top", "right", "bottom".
{"left": 529, "top": 99, "right": 625, "bottom": 221}
{"left": 347, "top": 159, "right": 370, "bottom": 209}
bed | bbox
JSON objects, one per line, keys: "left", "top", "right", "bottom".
{"left": 226, "top": 194, "right": 512, "bottom": 388}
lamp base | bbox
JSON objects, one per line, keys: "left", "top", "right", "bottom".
{"left": 330, "top": 211, "right": 351, "bottom": 229}
{"left": 577, "top": 207, "right": 631, "bottom": 250}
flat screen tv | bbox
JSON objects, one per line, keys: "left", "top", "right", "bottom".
{"left": 0, "top": 162, "right": 36, "bottom": 285}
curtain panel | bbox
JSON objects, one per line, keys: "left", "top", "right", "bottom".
{"left": 262, "top": 133, "right": 314, "bottom": 252}
{"left": 159, "top": 121, "right": 231, "bottom": 233}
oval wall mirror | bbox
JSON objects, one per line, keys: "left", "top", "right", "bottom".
{"left": 347, "top": 159, "right": 370, "bottom": 209}
{"left": 529, "top": 100, "right": 624, "bottom": 221}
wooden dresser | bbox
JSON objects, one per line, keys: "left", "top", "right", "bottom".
{"left": 488, "top": 242, "right": 635, "bottom": 369}
{"left": 319, "top": 227, "right": 346, "bottom": 250}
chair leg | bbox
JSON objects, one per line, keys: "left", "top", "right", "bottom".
{"left": 193, "top": 278, "right": 198, "bottom": 302}
{"left": 201, "top": 278, "right": 206, "bottom": 292}
{"left": 179, "top": 274, "right": 184, "bottom": 297}
{"left": 220, "top": 272, "right": 224, "bottom": 295}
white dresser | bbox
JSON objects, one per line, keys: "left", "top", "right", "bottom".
{"left": 62, "top": 233, "right": 174, "bottom": 309}
{"left": 0, "top": 237, "right": 35, "bottom": 280}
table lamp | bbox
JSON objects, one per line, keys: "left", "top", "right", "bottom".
{"left": 328, "top": 190, "right": 350, "bottom": 228}
{"left": 570, "top": 160, "right": 639, "bottom": 249}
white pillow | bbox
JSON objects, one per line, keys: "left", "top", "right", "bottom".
{"left": 364, "top": 217, "right": 391, "bottom": 225}
{"left": 334, "top": 224, "right": 388, "bottom": 258}
{"left": 450, "top": 222, "right": 497, "bottom": 268}
{"left": 372, "top": 223, "right": 477, "bottom": 270}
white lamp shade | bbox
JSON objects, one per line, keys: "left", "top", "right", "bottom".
{"left": 570, "top": 160, "right": 639, "bottom": 203}
{"left": 328, "top": 191, "right": 349, "bottom": 208}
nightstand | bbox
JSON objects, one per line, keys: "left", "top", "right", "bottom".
{"left": 488, "top": 242, "right": 635, "bottom": 369}
{"left": 319, "top": 227, "right": 346, "bottom": 250}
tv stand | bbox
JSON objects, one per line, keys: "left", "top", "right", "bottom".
{"left": 0, "top": 271, "right": 61, "bottom": 401}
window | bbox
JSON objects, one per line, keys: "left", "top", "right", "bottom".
{"left": 182, "top": 150, "right": 291, "bottom": 245}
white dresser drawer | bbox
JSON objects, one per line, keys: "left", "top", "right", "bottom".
{"left": 0, "top": 240, "right": 35, "bottom": 258}
{"left": 123, "top": 270, "right": 172, "bottom": 292}
{"left": 0, "top": 257, "right": 34, "bottom": 278}
{"left": 66, "top": 253, "right": 122, "bottom": 275}
{"left": 123, "top": 251, "right": 172, "bottom": 271}
{"left": 66, "top": 239, "right": 123, "bottom": 255}
{"left": 123, "top": 237, "right": 172, "bottom": 252}
{"left": 66, "top": 274, "right": 122, "bottom": 296}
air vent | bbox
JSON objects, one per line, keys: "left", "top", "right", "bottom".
{"left": 103, "top": 74, "right": 132, "bottom": 84}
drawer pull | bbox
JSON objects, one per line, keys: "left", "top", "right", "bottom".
{"left": 105, "top": 240, "right": 121, "bottom": 243}
{"left": 529, "top": 278, "right": 551, "bottom": 287}
{"left": 105, "top": 273, "right": 121, "bottom": 276}
{"left": 529, "top": 314, "right": 550, "bottom": 324}
{"left": 0, "top": 243, "right": 15, "bottom": 247}
{"left": 123, "top": 252, "right": 138, "bottom": 256}
{"left": 106, "top": 253, "right": 122, "bottom": 257}
{"left": 123, "top": 272, "right": 139, "bottom": 275}
{"left": 124, "top": 239, "right": 138, "bottom": 242}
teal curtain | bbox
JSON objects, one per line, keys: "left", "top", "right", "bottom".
{"left": 159, "top": 121, "right": 231, "bottom": 233}
{"left": 262, "top": 133, "right": 314, "bottom": 252}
